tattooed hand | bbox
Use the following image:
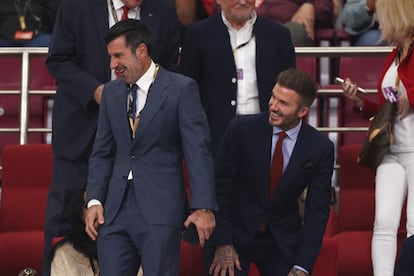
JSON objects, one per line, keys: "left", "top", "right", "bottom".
{"left": 209, "top": 245, "right": 242, "bottom": 276}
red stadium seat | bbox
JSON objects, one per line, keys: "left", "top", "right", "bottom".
{"left": 0, "top": 144, "right": 53, "bottom": 275}
{"left": 328, "top": 144, "right": 407, "bottom": 276}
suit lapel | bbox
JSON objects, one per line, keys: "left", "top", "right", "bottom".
{"left": 139, "top": 1, "right": 155, "bottom": 33}
{"left": 253, "top": 19, "right": 264, "bottom": 69}
{"left": 279, "top": 123, "right": 312, "bottom": 190}
{"left": 132, "top": 67, "right": 168, "bottom": 145}
{"left": 111, "top": 80, "right": 132, "bottom": 143}
{"left": 256, "top": 114, "right": 274, "bottom": 200}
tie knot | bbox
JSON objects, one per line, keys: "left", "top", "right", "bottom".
{"left": 130, "top": 83, "right": 138, "bottom": 93}
{"left": 278, "top": 131, "right": 287, "bottom": 140}
{"left": 121, "top": 6, "right": 130, "bottom": 20}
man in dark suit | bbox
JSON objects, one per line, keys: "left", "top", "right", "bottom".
{"left": 207, "top": 69, "right": 334, "bottom": 276}
{"left": 43, "top": 0, "right": 180, "bottom": 274}
{"left": 85, "top": 19, "right": 217, "bottom": 276}
{"left": 179, "top": 0, "right": 296, "bottom": 155}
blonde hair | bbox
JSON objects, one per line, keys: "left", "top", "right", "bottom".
{"left": 376, "top": 0, "right": 414, "bottom": 46}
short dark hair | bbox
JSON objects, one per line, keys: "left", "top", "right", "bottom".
{"left": 105, "top": 19, "right": 152, "bottom": 56}
{"left": 276, "top": 68, "right": 318, "bottom": 107}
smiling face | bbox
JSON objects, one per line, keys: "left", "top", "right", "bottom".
{"left": 107, "top": 35, "right": 150, "bottom": 84}
{"left": 268, "top": 83, "right": 309, "bottom": 131}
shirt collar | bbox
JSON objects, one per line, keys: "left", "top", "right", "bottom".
{"left": 273, "top": 119, "right": 302, "bottom": 141}
{"left": 111, "top": 0, "right": 139, "bottom": 13}
{"left": 135, "top": 60, "right": 156, "bottom": 93}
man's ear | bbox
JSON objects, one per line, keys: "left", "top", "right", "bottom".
{"left": 298, "top": 106, "right": 309, "bottom": 119}
{"left": 135, "top": 43, "right": 147, "bottom": 58}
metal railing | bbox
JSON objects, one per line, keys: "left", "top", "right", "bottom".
{"left": 0, "top": 46, "right": 394, "bottom": 158}
{"left": 0, "top": 47, "right": 54, "bottom": 146}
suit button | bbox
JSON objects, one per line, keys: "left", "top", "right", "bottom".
{"left": 131, "top": 155, "right": 136, "bottom": 159}
{"left": 230, "top": 100, "right": 236, "bottom": 106}
{"left": 231, "top": 77, "right": 237, "bottom": 83}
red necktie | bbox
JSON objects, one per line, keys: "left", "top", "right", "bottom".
{"left": 121, "top": 6, "right": 129, "bottom": 20}
{"left": 269, "top": 131, "right": 287, "bottom": 198}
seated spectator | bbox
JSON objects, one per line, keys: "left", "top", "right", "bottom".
{"left": 340, "top": 0, "right": 386, "bottom": 46}
{"left": 50, "top": 186, "right": 144, "bottom": 276}
{"left": 395, "top": 235, "right": 414, "bottom": 276}
{"left": 0, "top": 0, "right": 59, "bottom": 47}
{"left": 255, "top": 0, "right": 334, "bottom": 46}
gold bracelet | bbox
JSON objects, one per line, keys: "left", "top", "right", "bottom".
{"left": 200, "top": 208, "right": 212, "bottom": 213}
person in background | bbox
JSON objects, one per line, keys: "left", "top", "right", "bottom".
{"left": 42, "top": 0, "right": 180, "bottom": 275}
{"left": 341, "top": 0, "right": 414, "bottom": 274}
{"left": 207, "top": 68, "right": 334, "bottom": 276}
{"left": 50, "top": 185, "right": 100, "bottom": 276}
{"left": 340, "top": 0, "right": 386, "bottom": 46}
{"left": 50, "top": 185, "right": 144, "bottom": 276}
{"left": 0, "top": 0, "right": 59, "bottom": 47}
{"left": 255, "top": 0, "right": 334, "bottom": 46}
{"left": 85, "top": 19, "right": 216, "bottom": 276}
{"left": 179, "top": 0, "right": 295, "bottom": 155}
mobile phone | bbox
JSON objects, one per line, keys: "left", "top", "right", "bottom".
{"left": 182, "top": 223, "right": 200, "bottom": 245}
{"left": 335, "top": 77, "right": 366, "bottom": 94}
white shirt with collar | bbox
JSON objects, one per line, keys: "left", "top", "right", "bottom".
{"left": 222, "top": 11, "right": 260, "bottom": 115}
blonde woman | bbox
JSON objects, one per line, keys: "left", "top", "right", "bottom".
{"left": 341, "top": 0, "right": 414, "bottom": 275}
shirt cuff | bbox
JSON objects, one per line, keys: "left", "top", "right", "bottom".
{"left": 87, "top": 199, "right": 102, "bottom": 209}
{"left": 293, "top": 265, "right": 309, "bottom": 274}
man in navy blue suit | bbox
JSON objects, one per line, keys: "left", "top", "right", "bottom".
{"left": 208, "top": 69, "right": 334, "bottom": 276}
{"left": 85, "top": 19, "right": 217, "bottom": 276}
{"left": 43, "top": 0, "right": 180, "bottom": 275}
{"left": 179, "top": 0, "right": 296, "bottom": 155}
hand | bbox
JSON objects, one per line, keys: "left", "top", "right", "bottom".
{"left": 341, "top": 77, "right": 364, "bottom": 107}
{"left": 184, "top": 209, "right": 215, "bottom": 247}
{"left": 288, "top": 267, "right": 309, "bottom": 276}
{"left": 397, "top": 92, "right": 410, "bottom": 119}
{"left": 85, "top": 204, "right": 105, "bottom": 241}
{"left": 291, "top": 3, "right": 315, "bottom": 40}
{"left": 93, "top": 84, "right": 104, "bottom": 104}
{"left": 209, "top": 245, "right": 242, "bottom": 276}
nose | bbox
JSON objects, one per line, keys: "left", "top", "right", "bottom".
{"left": 269, "top": 98, "right": 279, "bottom": 109}
{"left": 110, "top": 57, "right": 117, "bottom": 70}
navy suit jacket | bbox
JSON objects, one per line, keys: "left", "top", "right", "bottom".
{"left": 87, "top": 67, "right": 217, "bottom": 227}
{"left": 179, "top": 13, "right": 296, "bottom": 154}
{"left": 214, "top": 113, "right": 334, "bottom": 273}
{"left": 46, "top": 0, "right": 180, "bottom": 161}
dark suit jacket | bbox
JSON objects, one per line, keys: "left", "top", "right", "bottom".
{"left": 213, "top": 113, "right": 334, "bottom": 273}
{"left": 46, "top": 0, "right": 180, "bottom": 161}
{"left": 179, "top": 13, "right": 296, "bottom": 154}
{"left": 87, "top": 67, "right": 217, "bottom": 227}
